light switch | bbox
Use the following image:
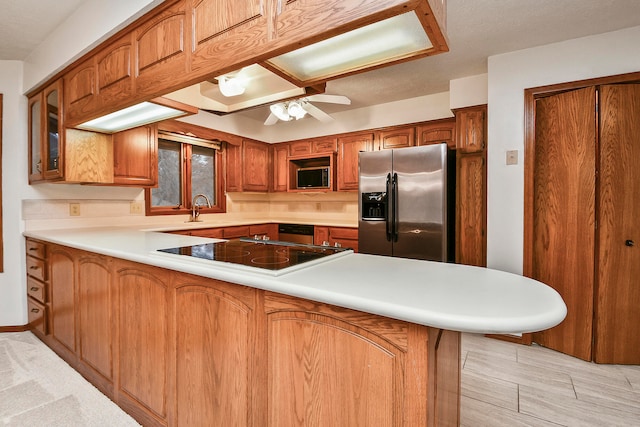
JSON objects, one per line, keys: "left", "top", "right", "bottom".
{"left": 506, "top": 150, "right": 518, "bottom": 165}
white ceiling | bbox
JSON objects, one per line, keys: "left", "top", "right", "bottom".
{"left": 3, "top": 0, "right": 640, "bottom": 123}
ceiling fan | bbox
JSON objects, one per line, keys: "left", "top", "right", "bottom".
{"left": 264, "top": 94, "right": 351, "bottom": 125}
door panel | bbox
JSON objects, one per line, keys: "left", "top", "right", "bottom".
{"left": 358, "top": 149, "right": 392, "bottom": 256}
{"left": 531, "top": 87, "right": 596, "bottom": 361}
{"left": 393, "top": 144, "right": 448, "bottom": 261}
{"left": 594, "top": 83, "right": 640, "bottom": 364}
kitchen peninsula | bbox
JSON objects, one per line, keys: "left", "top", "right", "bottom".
{"left": 24, "top": 226, "right": 566, "bottom": 427}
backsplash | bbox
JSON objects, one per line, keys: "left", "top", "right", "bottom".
{"left": 22, "top": 192, "right": 358, "bottom": 230}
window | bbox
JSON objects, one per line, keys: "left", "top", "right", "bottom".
{"left": 145, "top": 133, "right": 225, "bottom": 215}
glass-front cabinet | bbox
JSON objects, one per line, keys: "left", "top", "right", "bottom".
{"left": 29, "top": 79, "right": 64, "bottom": 183}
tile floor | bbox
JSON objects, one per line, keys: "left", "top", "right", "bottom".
{"left": 460, "top": 333, "right": 640, "bottom": 427}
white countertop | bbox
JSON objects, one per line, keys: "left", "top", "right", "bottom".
{"left": 24, "top": 226, "right": 566, "bottom": 334}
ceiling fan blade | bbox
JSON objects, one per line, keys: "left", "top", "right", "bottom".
{"left": 304, "top": 102, "right": 334, "bottom": 123}
{"left": 264, "top": 113, "right": 279, "bottom": 125}
{"left": 306, "top": 94, "right": 351, "bottom": 105}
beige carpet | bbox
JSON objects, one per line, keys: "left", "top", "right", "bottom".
{"left": 0, "top": 331, "right": 139, "bottom": 426}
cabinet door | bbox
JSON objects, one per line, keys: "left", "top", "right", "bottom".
{"left": 28, "top": 93, "right": 44, "bottom": 183}
{"left": 113, "top": 125, "right": 157, "bottom": 186}
{"left": 337, "top": 133, "right": 373, "bottom": 191}
{"left": 314, "top": 226, "right": 329, "bottom": 246}
{"left": 191, "top": 228, "right": 224, "bottom": 238}
{"left": 312, "top": 137, "right": 337, "bottom": 153}
{"left": 64, "top": 58, "right": 97, "bottom": 126}
{"left": 174, "top": 277, "right": 258, "bottom": 426}
{"left": 242, "top": 139, "right": 269, "bottom": 192}
{"left": 117, "top": 265, "right": 168, "bottom": 422}
{"left": 226, "top": 143, "right": 242, "bottom": 192}
{"left": 43, "top": 80, "right": 64, "bottom": 180}
{"left": 135, "top": 1, "right": 189, "bottom": 98}
{"left": 289, "top": 141, "right": 312, "bottom": 157}
{"left": 249, "top": 223, "right": 278, "bottom": 240}
{"left": 191, "top": 0, "right": 268, "bottom": 73}
{"left": 96, "top": 35, "right": 134, "bottom": 111}
{"left": 417, "top": 119, "right": 455, "bottom": 150}
{"left": 264, "top": 292, "right": 415, "bottom": 426}
{"left": 377, "top": 127, "right": 415, "bottom": 150}
{"left": 456, "top": 153, "right": 486, "bottom": 267}
{"left": 50, "top": 247, "right": 77, "bottom": 354}
{"left": 223, "top": 225, "right": 251, "bottom": 238}
{"left": 64, "top": 129, "right": 114, "bottom": 183}
{"left": 77, "top": 255, "right": 113, "bottom": 381}
{"left": 272, "top": 144, "right": 289, "bottom": 192}
{"left": 455, "top": 106, "right": 486, "bottom": 153}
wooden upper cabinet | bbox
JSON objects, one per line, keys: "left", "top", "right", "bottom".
{"left": 272, "top": 143, "right": 289, "bottom": 192}
{"left": 113, "top": 125, "right": 158, "bottom": 186}
{"left": 242, "top": 139, "right": 270, "bottom": 192}
{"left": 134, "top": 1, "right": 189, "bottom": 98}
{"left": 337, "top": 132, "right": 373, "bottom": 191}
{"left": 43, "top": 80, "right": 64, "bottom": 181}
{"left": 226, "top": 139, "right": 270, "bottom": 192}
{"left": 64, "top": 58, "right": 97, "bottom": 125}
{"left": 96, "top": 35, "right": 134, "bottom": 111}
{"left": 64, "top": 129, "right": 114, "bottom": 183}
{"left": 455, "top": 105, "right": 486, "bottom": 153}
{"left": 289, "top": 137, "right": 337, "bottom": 156}
{"left": 190, "top": 0, "right": 269, "bottom": 73}
{"left": 417, "top": 118, "right": 456, "bottom": 150}
{"left": 28, "top": 93, "right": 44, "bottom": 183}
{"left": 376, "top": 126, "right": 415, "bottom": 150}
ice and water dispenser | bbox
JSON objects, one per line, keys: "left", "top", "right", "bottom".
{"left": 361, "top": 192, "right": 387, "bottom": 221}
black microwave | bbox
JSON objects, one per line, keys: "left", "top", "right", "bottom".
{"left": 296, "top": 166, "right": 330, "bottom": 189}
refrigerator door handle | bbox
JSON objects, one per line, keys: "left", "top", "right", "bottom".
{"left": 385, "top": 173, "right": 392, "bottom": 241}
{"left": 392, "top": 172, "right": 399, "bottom": 242}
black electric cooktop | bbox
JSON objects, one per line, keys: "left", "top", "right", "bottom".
{"left": 157, "top": 238, "right": 349, "bottom": 273}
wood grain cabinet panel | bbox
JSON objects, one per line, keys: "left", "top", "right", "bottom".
{"left": 174, "top": 279, "right": 257, "bottom": 426}
{"left": 456, "top": 153, "right": 486, "bottom": 267}
{"left": 271, "top": 144, "right": 289, "bottom": 192}
{"left": 417, "top": 118, "right": 455, "bottom": 149}
{"left": 134, "top": 2, "right": 189, "bottom": 98}
{"left": 64, "top": 59, "right": 97, "bottom": 124}
{"left": 190, "top": 0, "right": 269, "bottom": 73}
{"left": 377, "top": 127, "right": 415, "bottom": 150}
{"left": 116, "top": 265, "right": 168, "bottom": 422}
{"left": 337, "top": 133, "right": 373, "bottom": 191}
{"left": 96, "top": 35, "right": 133, "bottom": 110}
{"left": 49, "top": 247, "right": 77, "bottom": 354}
{"left": 77, "top": 256, "right": 113, "bottom": 382}
{"left": 242, "top": 139, "right": 270, "bottom": 192}
{"left": 455, "top": 106, "right": 486, "bottom": 153}
{"left": 113, "top": 124, "right": 157, "bottom": 186}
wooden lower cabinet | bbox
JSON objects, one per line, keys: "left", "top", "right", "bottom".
{"left": 314, "top": 226, "right": 359, "bottom": 252}
{"left": 32, "top": 241, "right": 460, "bottom": 426}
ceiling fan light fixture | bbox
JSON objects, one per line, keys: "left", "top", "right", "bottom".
{"left": 217, "top": 75, "right": 246, "bottom": 97}
{"left": 287, "top": 100, "right": 307, "bottom": 120}
{"left": 270, "top": 103, "right": 291, "bottom": 121}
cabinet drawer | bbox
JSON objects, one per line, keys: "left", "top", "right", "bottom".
{"left": 192, "top": 228, "right": 224, "bottom": 238}
{"left": 28, "top": 298, "right": 47, "bottom": 335}
{"left": 222, "top": 225, "right": 250, "bottom": 238}
{"left": 26, "top": 256, "right": 47, "bottom": 282}
{"left": 27, "top": 276, "right": 47, "bottom": 303}
{"left": 329, "top": 227, "right": 358, "bottom": 240}
{"left": 26, "top": 239, "right": 47, "bottom": 260}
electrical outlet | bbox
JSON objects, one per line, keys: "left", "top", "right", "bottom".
{"left": 69, "top": 203, "right": 81, "bottom": 216}
{"left": 506, "top": 150, "right": 519, "bottom": 165}
{"left": 130, "top": 201, "right": 143, "bottom": 214}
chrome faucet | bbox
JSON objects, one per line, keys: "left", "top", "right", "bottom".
{"left": 189, "top": 194, "right": 212, "bottom": 222}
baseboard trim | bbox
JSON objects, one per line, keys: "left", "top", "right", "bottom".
{"left": 0, "top": 325, "right": 30, "bottom": 333}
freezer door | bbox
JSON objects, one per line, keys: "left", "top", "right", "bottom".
{"left": 358, "top": 149, "right": 393, "bottom": 256}
{"left": 392, "top": 144, "right": 448, "bottom": 261}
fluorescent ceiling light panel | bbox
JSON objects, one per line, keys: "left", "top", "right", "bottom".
{"left": 267, "top": 12, "right": 432, "bottom": 82}
{"left": 77, "top": 102, "right": 190, "bottom": 133}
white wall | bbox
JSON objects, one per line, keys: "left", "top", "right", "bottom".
{"left": 0, "top": 61, "right": 28, "bottom": 326}
{"left": 487, "top": 25, "right": 640, "bottom": 274}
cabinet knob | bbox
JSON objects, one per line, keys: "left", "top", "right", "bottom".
{"left": 31, "top": 308, "right": 40, "bottom": 313}
{"left": 30, "top": 265, "right": 39, "bottom": 270}
{"left": 30, "top": 286, "right": 39, "bottom": 291}
{"left": 625, "top": 239, "right": 635, "bottom": 247}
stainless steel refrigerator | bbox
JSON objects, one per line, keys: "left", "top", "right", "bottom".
{"left": 358, "top": 143, "right": 455, "bottom": 261}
